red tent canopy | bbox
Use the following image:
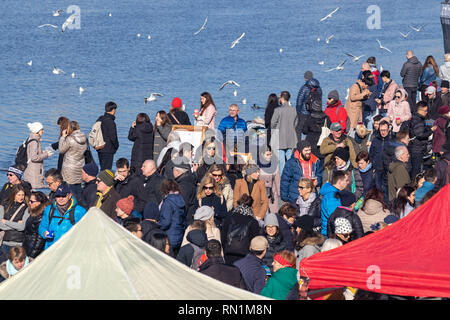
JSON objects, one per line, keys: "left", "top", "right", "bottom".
{"left": 299, "top": 184, "right": 450, "bottom": 298}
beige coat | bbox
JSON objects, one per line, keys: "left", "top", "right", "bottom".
{"left": 59, "top": 130, "right": 88, "bottom": 185}
{"left": 220, "top": 182, "right": 234, "bottom": 212}
{"left": 345, "top": 81, "right": 367, "bottom": 129}
{"left": 233, "top": 178, "right": 269, "bottom": 220}
{"left": 23, "top": 133, "right": 50, "bottom": 189}
{"left": 357, "top": 199, "right": 390, "bottom": 233}
{"left": 319, "top": 135, "right": 358, "bottom": 168}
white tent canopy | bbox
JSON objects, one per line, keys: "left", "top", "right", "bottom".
{"left": 0, "top": 208, "right": 267, "bottom": 300}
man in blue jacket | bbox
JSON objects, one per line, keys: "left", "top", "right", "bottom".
{"left": 39, "top": 183, "right": 87, "bottom": 250}
{"left": 320, "top": 170, "right": 349, "bottom": 237}
{"left": 217, "top": 104, "right": 247, "bottom": 148}
{"left": 280, "top": 140, "right": 322, "bottom": 204}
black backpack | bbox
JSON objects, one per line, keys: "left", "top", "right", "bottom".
{"left": 48, "top": 203, "right": 77, "bottom": 226}
{"left": 305, "top": 86, "right": 322, "bottom": 113}
{"left": 15, "top": 138, "right": 37, "bottom": 169}
{"left": 225, "top": 215, "right": 251, "bottom": 255}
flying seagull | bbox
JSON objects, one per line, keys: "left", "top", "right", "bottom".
{"left": 27, "top": 60, "right": 32, "bottom": 67}
{"left": 52, "top": 66, "right": 65, "bottom": 75}
{"left": 231, "top": 32, "right": 245, "bottom": 48}
{"left": 325, "top": 60, "right": 346, "bottom": 72}
{"left": 53, "top": 9, "right": 64, "bottom": 17}
{"left": 376, "top": 39, "right": 392, "bottom": 53}
{"left": 400, "top": 31, "right": 412, "bottom": 38}
{"left": 38, "top": 24, "right": 58, "bottom": 29}
{"left": 79, "top": 87, "right": 85, "bottom": 95}
{"left": 325, "top": 34, "right": 334, "bottom": 44}
{"left": 320, "top": 7, "right": 340, "bottom": 22}
{"left": 409, "top": 24, "right": 426, "bottom": 32}
{"left": 194, "top": 17, "right": 208, "bottom": 35}
{"left": 219, "top": 80, "right": 240, "bottom": 91}
{"left": 345, "top": 53, "right": 365, "bottom": 62}
{"left": 147, "top": 34, "right": 151, "bottom": 40}
{"left": 71, "top": 72, "right": 75, "bottom": 78}
{"left": 62, "top": 14, "right": 79, "bottom": 32}
{"left": 233, "top": 89, "right": 237, "bottom": 97}
{"left": 144, "top": 93, "right": 163, "bottom": 104}
{"left": 318, "top": 61, "right": 325, "bottom": 65}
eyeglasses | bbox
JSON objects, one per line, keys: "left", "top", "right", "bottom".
{"left": 212, "top": 173, "right": 223, "bottom": 177}
{"left": 203, "top": 186, "right": 214, "bottom": 190}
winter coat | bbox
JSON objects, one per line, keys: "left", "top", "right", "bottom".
{"left": 363, "top": 71, "right": 382, "bottom": 112}
{"left": 345, "top": 81, "right": 367, "bottom": 129}
{"left": 220, "top": 180, "right": 234, "bottom": 212}
{"left": 408, "top": 113, "right": 433, "bottom": 155}
{"left": 168, "top": 109, "right": 191, "bottom": 126}
{"left": 386, "top": 89, "right": 412, "bottom": 132}
{"left": 38, "top": 197, "right": 87, "bottom": 249}
{"left": 264, "top": 100, "right": 280, "bottom": 143}
{"left": 259, "top": 165, "right": 281, "bottom": 214}
{"left": 326, "top": 206, "right": 364, "bottom": 241}
{"left": 153, "top": 124, "right": 172, "bottom": 161}
{"left": 419, "top": 66, "right": 439, "bottom": 88}
{"left": 400, "top": 56, "right": 423, "bottom": 89}
{"left": 349, "top": 132, "right": 371, "bottom": 159}
{"left": 141, "top": 220, "right": 161, "bottom": 244}
{"left": 319, "top": 183, "right": 341, "bottom": 237}
{"left": 440, "top": 91, "right": 450, "bottom": 107}
{"left": 388, "top": 160, "right": 411, "bottom": 202}
{"left": 0, "top": 257, "right": 33, "bottom": 281}
{"left": 369, "top": 131, "right": 392, "bottom": 171}
{"left": 325, "top": 100, "right": 348, "bottom": 133}
{"left": 128, "top": 122, "right": 154, "bottom": 171}
{"left": 23, "top": 212, "right": 46, "bottom": 258}
{"left": 233, "top": 253, "right": 267, "bottom": 294}
{"left": 0, "top": 203, "right": 29, "bottom": 245}
{"left": 194, "top": 193, "right": 228, "bottom": 229}
{"left": 322, "top": 165, "right": 363, "bottom": 200}
{"left": 78, "top": 179, "right": 97, "bottom": 210}
{"left": 357, "top": 199, "right": 390, "bottom": 233}
{"left": 94, "top": 187, "right": 122, "bottom": 219}
{"left": 433, "top": 116, "right": 449, "bottom": 153}
{"left": 0, "top": 181, "right": 32, "bottom": 206}
{"left": 424, "top": 94, "right": 444, "bottom": 121}
{"left": 261, "top": 267, "right": 298, "bottom": 300}
{"left": 114, "top": 172, "right": 139, "bottom": 199}
{"left": 359, "top": 165, "right": 376, "bottom": 194}
{"left": 176, "top": 229, "right": 208, "bottom": 267}
{"left": 199, "top": 256, "right": 247, "bottom": 289}
{"left": 134, "top": 172, "right": 165, "bottom": 213}
{"left": 233, "top": 178, "right": 268, "bottom": 220}
{"left": 97, "top": 113, "right": 119, "bottom": 154}
{"left": 275, "top": 214, "right": 295, "bottom": 252}
{"left": 280, "top": 150, "right": 322, "bottom": 204}
{"left": 23, "top": 133, "right": 50, "bottom": 189}
{"left": 159, "top": 193, "right": 186, "bottom": 249}
{"left": 435, "top": 153, "right": 450, "bottom": 189}
{"left": 196, "top": 104, "right": 216, "bottom": 129}
{"left": 296, "top": 194, "right": 322, "bottom": 229}
{"left": 217, "top": 115, "right": 247, "bottom": 142}
{"left": 415, "top": 181, "right": 435, "bottom": 203}
{"left": 377, "top": 79, "right": 399, "bottom": 112}
{"left": 295, "top": 235, "right": 324, "bottom": 268}
{"left": 303, "top": 111, "right": 329, "bottom": 158}
{"left": 175, "top": 171, "right": 197, "bottom": 224}
{"left": 439, "top": 62, "right": 450, "bottom": 82}
{"left": 296, "top": 78, "right": 322, "bottom": 115}
{"left": 270, "top": 102, "right": 298, "bottom": 150}
{"left": 320, "top": 134, "right": 358, "bottom": 168}
{"left": 263, "top": 232, "right": 289, "bottom": 272}
{"left": 59, "top": 130, "right": 87, "bottom": 185}
{"left": 221, "top": 207, "right": 262, "bottom": 265}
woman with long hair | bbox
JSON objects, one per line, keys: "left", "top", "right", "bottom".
{"left": 391, "top": 185, "right": 416, "bottom": 219}
{"left": 0, "top": 185, "right": 30, "bottom": 256}
{"left": 128, "top": 112, "right": 154, "bottom": 173}
{"left": 356, "top": 187, "right": 390, "bottom": 233}
{"left": 195, "top": 136, "right": 224, "bottom": 183}
{"left": 59, "top": 120, "right": 88, "bottom": 200}
{"left": 195, "top": 176, "right": 228, "bottom": 229}
{"left": 23, "top": 191, "right": 48, "bottom": 258}
{"left": 194, "top": 92, "right": 217, "bottom": 129}
{"left": 51, "top": 116, "right": 70, "bottom": 171}
{"left": 153, "top": 110, "right": 172, "bottom": 161}
{"left": 386, "top": 88, "right": 412, "bottom": 133}
{"left": 206, "top": 164, "right": 233, "bottom": 212}
{"left": 419, "top": 55, "right": 440, "bottom": 99}
{"left": 264, "top": 93, "right": 279, "bottom": 145}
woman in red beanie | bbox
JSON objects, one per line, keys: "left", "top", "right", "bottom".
{"left": 168, "top": 97, "right": 191, "bottom": 126}
{"left": 115, "top": 195, "right": 135, "bottom": 225}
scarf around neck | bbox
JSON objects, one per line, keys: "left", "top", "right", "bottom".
{"left": 6, "top": 257, "right": 29, "bottom": 276}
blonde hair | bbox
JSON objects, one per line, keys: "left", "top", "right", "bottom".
{"left": 445, "top": 53, "right": 450, "bottom": 62}
{"left": 197, "top": 176, "right": 223, "bottom": 201}
{"left": 356, "top": 123, "right": 368, "bottom": 137}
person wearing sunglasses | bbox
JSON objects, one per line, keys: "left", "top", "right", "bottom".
{"left": 194, "top": 176, "right": 227, "bottom": 229}
{"left": 331, "top": 217, "right": 354, "bottom": 244}
{"left": 23, "top": 191, "right": 49, "bottom": 258}
{"left": 207, "top": 164, "right": 233, "bottom": 212}
{"left": 386, "top": 88, "right": 412, "bottom": 133}
{"left": 0, "top": 165, "right": 32, "bottom": 206}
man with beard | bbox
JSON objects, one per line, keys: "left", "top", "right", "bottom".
{"left": 280, "top": 140, "right": 322, "bottom": 204}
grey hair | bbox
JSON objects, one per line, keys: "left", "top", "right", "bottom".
{"left": 395, "top": 146, "right": 407, "bottom": 159}
{"left": 321, "top": 239, "right": 343, "bottom": 252}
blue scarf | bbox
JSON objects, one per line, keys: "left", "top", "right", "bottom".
{"left": 6, "top": 257, "right": 29, "bottom": 276}
{"left": 359, "top": 162, "right": 372, "bottom": 173}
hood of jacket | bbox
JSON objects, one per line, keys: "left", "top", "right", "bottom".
{"left": 164, "top": 193, "right": 186, "bottom": 209}
{"left": 360, "top": 199, "right": 386, "bottom": 215}
{"left": 320, "top": 182, "right": 338, "bottom": 197}
{"left": 408, "top": 56, "right": 420, "bottom": 64}
{"left": 300, "top": 234, "right": 325, "bottom": 247}
{"left": 137, "top": 122, "right": 153, "bottom": 134}
{"left": 186, "top": 229, "right": 208, "bottom": 247}
{"left": 306, "top": 78, "right": 321, "bottom": 89}
{"left": 71, "top": 130, "right": 87, "bottom": 145}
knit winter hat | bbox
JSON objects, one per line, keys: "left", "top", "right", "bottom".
{"left": 328, "top": 90, "right": 339, "bottom": 101}
{"left": 425, "top": 86, "right": 436, "bottom": 96}
{"left": 116, "top": 195, "right": 134, "bottom": 216}
{"left": 337, "top": 190, "right": 356, "bottom": 207}
{"left": 27, "top": 122, "right": 44, "bottom": 134}
{"left": 334, "top": 217, "right": 353, "bottom": 234}
{"left": 82, "top": 162, "right": 99, "bottom": 177}
{"left": 441, "top": 80, "right": 450, "bottom": 88}
{"left": 172, "top": 97, "right": 182, "bottom": 109}
{"left": 8, "top": 166, "right": 23, "bottom": 180}
{"left": 294, "top": 215, "right": 314, "bottom": 231}
{"left": 143, "top": 202, "right": 160, "bottom": 220}
{"left": 438, "top": 105, "right": 450, "bottom": 115}
{"left": 194, "top": 206, "right": 214, "bottom": 221}
{"left": 334, "top": 147, "right": 350, "bottom": 163}
{"left": 304, "top": 71, "right": 313, "bottom": 80}
{"left": 264, "top": 213, "right": 279, "bottom": 227}
{"left": 245, "top": 164, "right": 260, "bottom": 176}
{"left": 98, "top": 169, "right": 115, "bottom": 187}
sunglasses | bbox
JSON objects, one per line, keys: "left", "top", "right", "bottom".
{"left": 203, "top": 186, "right": 214, "bottom": 190}
{"left": 212, "top": 173, "right": 223, "bottom": 177}
{"left": 7, "top": 173, "right": 15, "bottom": 177}
{"left": 298, "top": 185, "right": 307, "bottom": 189}
{"left": 341, "top": 233, "right": 351, "bottom": 238}
{"left": 206, "top": 147, "right": 215, "bottom": 151}
{"left": 29, "top": 200, "right": 40, "bottom": 203}
{"left": 395, "top": 96, "right": 401, "bottom": 99}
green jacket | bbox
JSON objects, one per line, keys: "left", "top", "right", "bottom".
{"left": 388, "top": 160, "right": 411, "bottom": 202}
{"left": 260, "top": 267, "right": 298, "bottom": 300}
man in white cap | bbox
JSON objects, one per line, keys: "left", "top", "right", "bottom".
{"left": 423, "top": 85, "right": 443, "bottom": 120}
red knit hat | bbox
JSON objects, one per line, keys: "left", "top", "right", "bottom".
{"left": 116, "top": 195, "right": 134, "bottom": 216}
{"left": 172, "top": 97, "right": 182, "bottom": 108}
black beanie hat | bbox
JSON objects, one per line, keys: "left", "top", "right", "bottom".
{"left": 334, "top": 147, "right": 350, "bottom": 163}
{"left": 336, "top": 190, "right": 357, "bottom": 207}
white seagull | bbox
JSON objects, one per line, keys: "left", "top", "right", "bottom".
{"left": 38, "top": 24, "right": 58, "bottom": 29}
{"left": 409, "top": 24, "right": 426, "bottom": 32}
{"left": 219, "top": 80, "right": 240, "bottom": 91}
{"left": 317, "top": 37, "right": 321, "bottom": 42}
{"left": 52, "top": 9, "right": 64, "bottom": 17}
{"left": 147, "top": 34, "right": 151, "bottom": 40}
{"left": 231, "top": 32, "right": 245, "bottom": 48}
{"left": 52, "top": 66, "right": 65, "bottom": 75}
{"left": 62, "top": 14, "right": 79, "bottom": 33}
{"left": 194, "top": 17, "right": 208, "bottom": 35}
{"left": 27, "top": 60, "right": 32, "bottom": 67}
{"left": 376, "top": 39, "right": 392, "bottom": 53}
{"left": 400, "top": 31, "right": 412, "bottom": 38}
{"left": 233, "top": 89, "right": 238, "bottom": 97}
{"left": 325, "top": 60, "right": 347, "bottom": 72}
{"left": 137, "top": 33, "right": 141, "bottom": 38}
{"left": 320, "top": 7, "right": 340, "bottom": 22}
{"left": 241, "top": 98, "right": 247, "bottom": 105}
{"left": 71, "top": 72, "right": 75, "bottom": 78}
{"left": 279, "top": 48, "right": 283, "bottom": 53}
{"left": 144, "top": 93, "right": 163, "bottom": 104}
{"left": 79, "top": 87, "right": 85, "bottom": 95}
{"left": 345, "top": 53, "right": 365, "bottom": 62}
{"left": 108, "top": 13, "right": 112, "bottom": 17}
{"left": 325, "top": 34, "right": 334, "bottom": 44}
{"left": 318, "top": 61, "right": 325, "bottom": 65}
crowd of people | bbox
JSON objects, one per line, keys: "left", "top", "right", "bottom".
{"left": 0, "top": 51, "right": 449, "bottom": 300}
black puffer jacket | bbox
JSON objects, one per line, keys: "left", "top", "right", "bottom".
{"left": 326, "top": 206, "right": 364, "bottom": 241}
{"left": 408, "top": 113, "right": 433, "bottom": 154}
{"left": 176, "top": 229, "right": 208, "bottom": 267}
{"left": 79, "top": 179, "right": 97, "bottom": 209}
{"left": 128, "top": 122, "right": 154, "bottom": 171}
{"left": 23, "top": 213, "right": 46, "bottom": 258}
{"left": 263, "top": 232, "right": 289, "bottom": 273}
{"left": 303, "top": 111, "right": 329, "bottom": 158}
{"left": 400, "top": 56, "right": 422, "bottom": 89}
{"left": 98, "top": 113, "right": 119, "bottom": 154}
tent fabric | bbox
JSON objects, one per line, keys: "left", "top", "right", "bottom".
{"left": 299, "top": 184, "right": 450, "bottom": 298}
{"left": 0, "top": 207, "right": 268, "bottom": 300}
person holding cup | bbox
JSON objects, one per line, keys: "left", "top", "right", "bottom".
{"left": 386, "top": 88, "right": 412, "bottom": 133}
{"left": 194, "top": 92, "right": 217, "bottom": 129}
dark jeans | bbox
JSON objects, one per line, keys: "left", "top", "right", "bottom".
{"left": 410, "top": 152, "right": 424, "bottom": 180}
{"left": 98, "top": 152, "right": 114, "bottom": 171}
{"left": 404, "top": 87, "right": 417, "bottom": 113}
